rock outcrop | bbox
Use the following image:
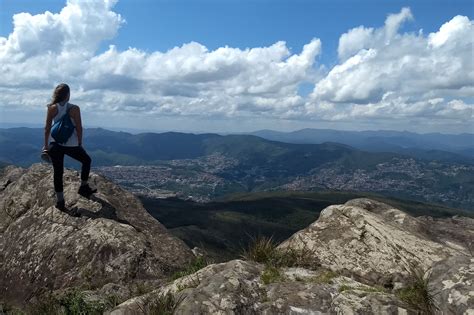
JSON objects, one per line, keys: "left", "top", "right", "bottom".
{"left": 279, "top": 198, "right": 473, "bottom": 313}
{"left": 0, "top": 164, "right": 194, "bottom": 308}
{"left": 110, "top": 260, "right": 409, "bottom": 314}
{"left": 279, "top": 198, "right": 469, "bottom": 283}
{"left": 112, "top": 198, "right": 473, "bottom": 314}
{"left": 1, "top": 164, "right": 472, "bottom": 314}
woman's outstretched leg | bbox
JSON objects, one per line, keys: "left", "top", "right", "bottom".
{"left": 64, "top": 146, "right": 96, "bottom": 198}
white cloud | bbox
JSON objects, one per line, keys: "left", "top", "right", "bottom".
{"left": 0, "top": 2, "right": 472, "bottom": 133}
{"left": 317, "top": 8, "right": 473, "bottom": 104}
{"left": 337, "top": 7, "right": 413, "bottom": 61}
{"left": 0, "top": 0, "right": 321, "bottom": 119}
{"left": 384, "top": 7, "right": 413, "bottom": 40}
{"left": 338, "top": 26, "right": 374, "bottom": 61}
{"left": 309, "top": 8, "right": 473, "bottom": 127}
{"left": 0, "top": 0, "right": 122, "bottom": 59}
{"left": 428, "top": 15, "right": 471, "bottom": 48}
{"left": 304, "top": 96, "right": 473, "bottom": 135}
{"left": 0, "top": 0, "right": 123, "bottom": 88}
{"left": 78, "top": 38, "right": 320, "bottom": 117}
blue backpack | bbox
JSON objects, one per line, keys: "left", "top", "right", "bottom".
{"left": 51, "top": 103, "right": 75, "bottom": 144}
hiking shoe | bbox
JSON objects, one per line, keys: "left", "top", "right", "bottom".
{"left": 66, "top": 208, "right": 80, "bottom": 217}
{"left": 55, "top": 200, "right": 80, "bottom": 217}
{"left": 78, "top": 184, "right": 97, "bottom": 198}
{"left": 55, "top": 200, "right": 66, "bottom": 211}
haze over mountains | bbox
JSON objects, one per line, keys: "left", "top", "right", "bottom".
{"left": 250, "top": 128, "right": 474, "bottom": 162}
{"left": 1, "top": 127, "right": 473, "bottom": 165}
{"left": 1, "top": 127, "right": 473, "bottom": 210}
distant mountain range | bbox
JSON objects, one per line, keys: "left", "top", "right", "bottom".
{"left": 1, "top": 127, "right": 397, "bottom": 169}
{"left": 1, "top": 127, "right": 473, "bottom": 209}
{"left": 1, "top": 127, "right": 473, "bottom": 166}
{"left": 249, "top": 128, "right": 474, "bottom": 162}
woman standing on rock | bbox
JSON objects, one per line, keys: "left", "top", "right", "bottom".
{"left": 42, "top": 83, "right": 96, "bottom": 213}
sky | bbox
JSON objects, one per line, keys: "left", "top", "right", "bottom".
{"left": 0, "top": 0, "right": 473, "bottom": 134}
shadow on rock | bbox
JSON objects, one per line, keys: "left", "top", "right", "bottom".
{"left": 72, "top": 195, "right": 131, "bottom": 226}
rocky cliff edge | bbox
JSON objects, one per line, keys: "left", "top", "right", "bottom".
{"left": 1, "top": 164, "right": 473, "bottom": 314}
{"left": 0, "top": 164, "right": 194, "bottom": 308}
{"left": 112, "top": 199, "right": 473, "bottom": 314}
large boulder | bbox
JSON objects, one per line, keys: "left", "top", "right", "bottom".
{"left": 110, "top": 259, "right": 409, "bottom": 314}
{"left": 112, "top": 198, "right": 473, "bottom": 314}
{"left": 0, "top": 164, "right": 194, "bottom": 307}
{"left": 279, "top": 198, "right": 473, "bottom": 313}
{"left": 279, "top": 198, "right": 469, "bottom": 283}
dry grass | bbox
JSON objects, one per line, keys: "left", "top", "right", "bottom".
{"left": 241, "top": 235, "right": 317, "bottom": 269}
{"left": 137, "top": 292, "right": 185, "bottom": 315}
{"left": 397, "top": 263, "right": 438, "bottom": 314}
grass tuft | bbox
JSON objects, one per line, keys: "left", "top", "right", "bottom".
{"left": 138, "top": 292, "right": 185, "bottom": 315}
{"left": 104, "top": 294, "right": 121, "bottom": 309}
{"left": 338, "top": 284, "right": 352, "bottom": 293}
{"left": 241, "top": 235, "right": 278, "bottom": 264}
{"left": 60, "top": 290, "right": 105, "bottom": 315}
{"left": 275, "top": 245, "right": 316, "bottom": 269}
{"left": 241, "top": 235, "right": 316, "bottom": 269}
{"left": 133, "top": 282, "right": 155, "bottom": 296}
{"left": 312, "top": 270, "right": 338, "bottom": 284}
{"left": 0, "top": 303, "right": 26, "bottom": 315}
{"left": 396, "top": 264, "right": 438, "bottom": 314}
{"left": 261, "top": 266, "right": 284, "bottom": 285}
{"left": 27, "top": 290, "right": 107, "bottom": 315}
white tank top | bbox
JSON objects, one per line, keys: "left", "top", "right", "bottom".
{"left": 50, "top": 101, "right": 79, "bottom": 147}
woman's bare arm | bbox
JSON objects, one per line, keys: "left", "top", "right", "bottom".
{"left": 70, "top": 106, "right": 83, "bottom": 146}
{"left": 43, "top": 106, "right": 56, "bottom": 150}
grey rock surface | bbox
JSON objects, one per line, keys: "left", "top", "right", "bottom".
{"left": 279, "top": 198, "right": 474, "bottom": 313}
{"left": 0, "top": 164, "right": 194, "bottom": 307}
{"left": 279, "top": 198, "right": 470, "bottom": 283}
{"left": 112, "top": 198, "right": 473, "bottom": 314}
{"left": 2, "top": 164, "right": 473, "bottom": 314}
{"left": 110, "top": 260, "right": 409, "bottom": 315}
{"left": 430, "top": 255, "right": 474, "bottom": 314}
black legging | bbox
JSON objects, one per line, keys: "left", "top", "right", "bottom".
{"left": 48, "top": 143, "right": 92, "bottom": 192}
